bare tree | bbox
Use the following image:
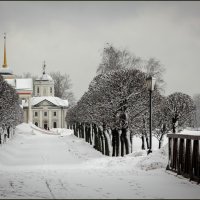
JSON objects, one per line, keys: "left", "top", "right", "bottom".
{"left": 166, "top": 92, "right": 195, "bottom": 133}
{"left": 97, "top": 43, "right": 142, "bottom": 74}
{"left": 50, "top": 71, "right": 76, "bottom": 106}
{"left": 97, "top": 44, "right": 165, "bottom": 93}
{"left": 137, "top": 58, "right": 166, "bottom": 93}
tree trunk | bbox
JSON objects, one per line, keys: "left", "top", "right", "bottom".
{"left": 130, "top": 131, "right": 134, "bottom": 153}
{"left": 91, "top": 124, "right": 94, "bottom": 146}
{"left": 7, "top": 127, "right": 10, "bottom": 139}
{"left": 93, "top": 124, "right": 98, "bottom": 150}
{"left": 112, "top": 129, "right": 117, "bottom": 157}
{"left": 172, "top": 116, "right": 178, "bottom": 134}
{"left": 158, "top": 132, "right": 164, "bottom": 149}
{"left": 103, "top": 125, "right": 110, "bottom": 156}
{"left": 145, "top": 135, "right": 149, "bottom": 149}
{"left": 121, "top": 128, "right": 130, "bottom": 156}
{"left": 141, "top": 135, "right": 145, "bottom": 150}
{"left": 104, "top": 129, "right": 112, "bottom": 156}
{"left": 83, "top": 123, "right": 86, "bottom": 140}
{"left": 117, "top": 130, "right": 122, "bottom": 156}
{"left": 120, "top": 132, "right": 124, "bottom": 157}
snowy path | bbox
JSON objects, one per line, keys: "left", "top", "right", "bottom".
{"left": 0, "top": 124, "right": 200, "bottom": 199}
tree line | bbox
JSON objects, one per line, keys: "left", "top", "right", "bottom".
{"left": 65, "top": 44, "right": 195, "bottom": 157}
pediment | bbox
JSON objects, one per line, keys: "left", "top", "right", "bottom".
{"left": 35, "top": 99, "right": 57, "bottom": 107}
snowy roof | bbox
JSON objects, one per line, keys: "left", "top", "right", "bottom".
{"left": 23, "top": 96, "right": 68, "bottom": 107}
{"left": 5, "top": 78, "right": 33, "bottom": 91}
{"left": 0, "top": 67, "right": 13, "bottom": 75}
{"left": 5, "top": 78, "right": 15, "bottom": 87}
{"left": 16, "top": 78, "right": 33, "bottom": 91}
{"left": 36, "top": 73, "right": 53, "bottom": 81}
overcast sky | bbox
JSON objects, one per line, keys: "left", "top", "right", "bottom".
{"left": 0, "top": 1, "right": 200, "bottom": 100}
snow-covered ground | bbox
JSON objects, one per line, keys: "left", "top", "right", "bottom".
{"left": 0, "top": 123, "right": 200, "bottom": 199}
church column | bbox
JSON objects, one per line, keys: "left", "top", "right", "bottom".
{"left": 28, "top": 96, "right": 32, "bottom": 123}
{"left": 40, "top": 110, "right": 43, "bottom": 128}
{"left": 49, "top": 110, "right": 52, "bottom": 129}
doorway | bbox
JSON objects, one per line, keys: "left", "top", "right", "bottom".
{"left": 44, "top": 122, "right": 48, "bottom": 130}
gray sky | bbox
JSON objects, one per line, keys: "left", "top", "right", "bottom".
{"left": 0, "top": 1, "right": 200, "bottom": 100}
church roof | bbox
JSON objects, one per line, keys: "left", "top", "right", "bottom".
{"left": 36, "top": 73, "right": 53, "bottom": 81}
{"left": 16, "top": 78, "right": 33, "bottom": 90}
{"left": 0, "top": 67, "right": 13, "bottom": 75}
{"left": 23, "top": 96, "right": 68, "bottom": 107}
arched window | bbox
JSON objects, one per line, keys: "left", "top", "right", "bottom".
{"left": 53, "top": 122, "right": 57, "bottom": 128}
{"left": 50, "top": 87, "right": 52, "bottom": 93}
{"left": 37, "top": 87, "right": 39, "bottom": 94}
{"left": 35, "top": 122, "right": 38, "bottom": 127}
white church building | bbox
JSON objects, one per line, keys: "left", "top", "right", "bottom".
{"left": 0, "top": 34, "right": 68, "bottom": 129}
{"left": 23, "top": 63, "right": 68, "bottom": 129}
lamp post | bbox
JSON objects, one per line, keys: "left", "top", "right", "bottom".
{"left": 146, "top": 76, "right": 156, "bottom": 155}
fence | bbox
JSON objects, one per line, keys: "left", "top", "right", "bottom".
{"left": 166, "top": 133, "right": 200, "bottom": 183}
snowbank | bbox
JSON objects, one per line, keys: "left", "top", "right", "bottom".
{"left": 136, "top": 144, "right": 168, "bottom": 171}
{"left": 16, "top": 123, "right": 34, "bottom": 134}
{"left": 50, "top": 128, "right": 73, "bottom": 136}
{"left": 177, "top": 129, "right": 200, "bottom": 136}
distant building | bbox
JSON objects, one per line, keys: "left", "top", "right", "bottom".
{"left": 0, "top": 33, "right": 68, "bottom": 129}
{"left": 23, "top": 62, "right": 68, "bottom": 129}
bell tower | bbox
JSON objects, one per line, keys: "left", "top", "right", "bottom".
{"left": 0, "top": 33, "right": 14, "bottom": 79}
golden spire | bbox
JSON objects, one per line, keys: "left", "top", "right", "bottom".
{"left": 2, "top": 33, "right": 7, "bottom": 68}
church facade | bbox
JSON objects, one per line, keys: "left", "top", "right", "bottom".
{"left": 23, "top": 63, "right": 68, "bottom": 129}
{"left": 0, "top": 34, "right": 68, "bottom": 129}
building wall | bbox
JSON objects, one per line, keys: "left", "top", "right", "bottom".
{"left": 28, "top": 107, "right": 67, "bottom": 129}
{"left": 34, "top": 81, "right": 54, "bottom": 97}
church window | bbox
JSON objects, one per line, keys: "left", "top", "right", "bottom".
{"left": 44, "top": 111, "right": 47, "bottom": 117}
{"left": 37, "top": 87, "right": 39, "bottom": 94}
{"left": 53, "top": 122, "right": 57, "bottom": 128}
{"left": 35, "top": 112, "right": 38, "bottom": 117}
{"left": 50, "top": 87, "right": 52, "bottom": 93}
{"left": 53, "top": 111, "right": 57, "bottom": 116}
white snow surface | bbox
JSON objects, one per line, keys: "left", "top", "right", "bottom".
{"left": 177, "top": 128, "right": 200, "bottom": 136}
{"left": 0, "top": 123, "right": 200, "bottom": 199}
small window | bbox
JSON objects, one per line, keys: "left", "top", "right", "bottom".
{"left": 35, "top": 112, "right": 38, "bottom": 117}
{"left": 35, "top": 122, "right": 38, "bottom": 127}
{"left": 50, "top": 87, "right": 52, "bottom": 93}
{"left": 53, "top": 112, "right": 56, "bottom": 116}
{"left": 37, "top": 87, "right": 39, "bottom": 94}
{"left": 44, "top": 112, "right": 47, "bottom": 117}
{"left": 53, "top": 122, "right": 57, "bottom": 128}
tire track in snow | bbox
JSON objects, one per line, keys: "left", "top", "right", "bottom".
{"left": 45, "top": 180, "right": 56, "bottom": 199}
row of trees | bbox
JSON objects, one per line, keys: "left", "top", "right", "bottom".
{"left": 0, "top": 75, "right": 23, "bottom": 143}
{"left": 193, "top": 94, "right": 200, "bottom": 129}
{"left": 66, "top": 44, "right": 195, "bottom": 157}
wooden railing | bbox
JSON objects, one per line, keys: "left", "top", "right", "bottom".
{"left": 166, "top": 133, "right": 200, "bottom": 183}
